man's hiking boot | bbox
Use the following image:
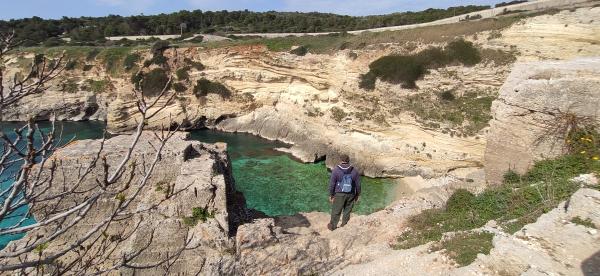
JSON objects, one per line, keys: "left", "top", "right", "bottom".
{"left": 327, "top": 223, "right": 334, "bottom": 231}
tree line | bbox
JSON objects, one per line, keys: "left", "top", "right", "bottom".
{"left": 0, "top": 5, "right": 489, "bottom": 46}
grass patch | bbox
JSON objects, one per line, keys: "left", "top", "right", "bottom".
{"left": 330, "top": 107, "right": 347, "bottom": 122}
{"left": 173, "top": 82, "right": 187, "bottom": 92}
{"left": 176, "top": 66, "right": 191, "bottom": 81}
{"left": 65, "top": 60, "right": 78, "bottom": 70}
{"left": 480, "top": 48, "right": 517, "bottom": 66}
{"left": 123, "top": 53, "right": 141, "bottom": 71}
{"left": 82, "top": 64, "right": 94, "bottom": 71}
{"left": 403, "top": 90, "right": 495, "bottom": 136}
{"left": 184, "top": 58, "right": 205, "bottom": 71}
{"left": 82, "top": 79, "right": 111, "bottom": 93}
{"left": 97, "top": 47, "right": 134, "bottom": 75}
{"left": 193, "top": 79, "right": 231, "bottom": 99}
{"left": 571, "top": 217, "right": 597, "bottom": 229}
{"left": 60, "top": 79, "right": 79, "bottom": 93}
{"left": 363, "top": 38, "right": 480, "bottom": 89}
{"left": 136, "top": 68, "right": 170, "bottom": 97}
{"left": 86, "top": 48, "right": 101, "bottom": 61}
{"left": 182, "top": 207, "right": 214, "bottom": 227}
{"left": 395, "top": 140, "right": 600, "bottom": 257}
{"left": 431, "top": 231, "right": 494, "bottom": 267}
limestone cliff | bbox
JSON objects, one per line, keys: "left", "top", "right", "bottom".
{"left": 485, "top": 58, "right": 600, "bottom": 184}
{"left": 1, "top": 132, "right": 247, "bottom": 274}
{"left": 2, "top": 7, "right": 599, "bottom": 179}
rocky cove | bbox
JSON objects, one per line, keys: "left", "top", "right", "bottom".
{"left": 1, "top": 4, "right": 600, "bottom": 275}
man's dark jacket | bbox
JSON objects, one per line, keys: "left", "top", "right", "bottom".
{"left": 328, "top": 163, "right": 361, "bottom": 197}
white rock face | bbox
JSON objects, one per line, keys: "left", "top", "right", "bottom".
{"left": 1, "top": 132, "right": 246, "bottom": 274}
{"left": 485, "top": 57, "right": 600, "bottom": 184}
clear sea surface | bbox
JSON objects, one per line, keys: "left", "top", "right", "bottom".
{"left": 0, "top": 122, "right": 399, "bottom": 248}
{"left": 0, "top": 121, "right": 106, "bottom": 249}
{"left": 190, "top": 130, "right": 399, "bottom": 216}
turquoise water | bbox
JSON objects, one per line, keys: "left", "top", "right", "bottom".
{"left": 0, "top": 121, "right": 106, "bottom": 249}
{"left": 190, "top": 130, "right": 399, "bottom": 216}
{"left": 0, "top": 124, "right": 399, "bottom": 248}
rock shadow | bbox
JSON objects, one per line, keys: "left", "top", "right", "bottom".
{"left": 582, "top": 250, "right": 600, "bottom": 276}
{"left": 274, "top": 213, "right": 312, "bottom": 232}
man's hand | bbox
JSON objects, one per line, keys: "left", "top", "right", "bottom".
{"left": 329, "top": 196, "right": 334, "bottom": 204}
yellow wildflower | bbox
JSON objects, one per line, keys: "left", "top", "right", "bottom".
{"left": 593, "top": 156, "right": 600, "bottom": 161}
{"left": 580, "top": 151, "right": 587, "bottom": 154}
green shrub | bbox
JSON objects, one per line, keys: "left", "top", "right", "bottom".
{"left": 403, "top": 91, "right": 494, "bottom": 136}
{"left": 369, "top": 55, "right": 425, "bottom": 88}
{"left": 395, "top": 148, "right": 598, "bottom": 253}
{"left": 182, "top": 207, "right": 214, "bottom": 226}
{"left": 439, "top": 90, "right": 456, "bottom": 101}
{"left": 65, "top": 60, "right": 77, "bottom": 70}
{"left": 86, "top": 48, "right": 101, "bottom": 61}
{"left": 290, "top": 45, "right": 309, "bottom": 56}
{"left": 416, "top": 47, "right": 449, "bottom": 68}
{"left": 151, "top": 40, "right": 170, "bottom": 53}
{"left": 184, "top": 58, "right": 205, "bottom": 71}
{"left": 445, "top": 189, "right": 476, "bottom": 213}
{"left": 43, "top": 37, "right": 64, "bottom": 47}
{"left": 173, "top": 82, "right": 187, "bottom": 92}
{"left": 503, "top": 170, "right": 521, "bottom": 184}
{"left": 83, "top": 79, "right": 110, "bottom": 93}
{"left": 140, "top": 68, "right": 171, "bottom": 97}
{"left": 61, "top": 79, "right": 79, "bottom": 93}
{"left": 431, "top": 231, "right": 494, "bottom": 267}
{"left": 193, "top": 79, "right": 231, "bottom": 99}
{"left": 446, "top": 39, "right": 481, "bottom": 66}
{"left": 363, "top": 38, "right": 481, "bottom": 88}
{"left": 566, "top": 125, "right": 599, "bottom": 161}
{"left": 147, "top": 54, "right": 168, "bottom": 67}
{"left": 99, "top": 47, "right": 133, "bottom": 74}
{"left": 123, "top": 53, "right": 140, "bottom": 70}
{"left": 176, "top": 66, "right": 191, "bottom": 81}
{"left": 339, "top": 41, "right": 351, "bottom": 50}
{"left": 82, "top": 64, "right": 94, "bottom": 71}
{"left": 571, "top": 216, "right": 597, "bottom": 229}
{"left": 131, "top": 72, "right": 144, "bottom": 87}
{"left": 330, "top": 107, "right": 347, "bottom": 122}
{"left": 359, "top": 72, "right": 377, "bottom": 90}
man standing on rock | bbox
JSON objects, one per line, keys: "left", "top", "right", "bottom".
{"left": 328, "top": 154, "right": 361, "bottom": 231}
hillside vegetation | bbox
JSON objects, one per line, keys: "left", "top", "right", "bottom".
{"left": 395, "top": 124, "right": 600, "bottom": 266}
{"left": 0, "top": 5, "right": 489, "bottom": 46}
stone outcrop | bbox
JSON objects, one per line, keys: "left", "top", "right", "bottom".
{"left": 1, "top": 132, "right": 247, "bottom": 274}
{"left": 0, "top": 89, "right": 107, "bottom": 121}
{"left": 485, "top": 57, "right": 600, "bottom": 184}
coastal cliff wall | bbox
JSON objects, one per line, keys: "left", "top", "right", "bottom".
{"left": 485, "top": 58, "right": 600, "bottom": 184}
{"left": 2, "top": 6, "right": 599, "bottom": 180}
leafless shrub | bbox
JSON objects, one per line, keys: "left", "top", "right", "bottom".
{"left": 0, "top": 32, "right": 194, "bottom": 274}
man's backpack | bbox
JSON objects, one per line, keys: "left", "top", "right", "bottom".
{"left": 337, "top": 168, "right": 353, "bottom": 193}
